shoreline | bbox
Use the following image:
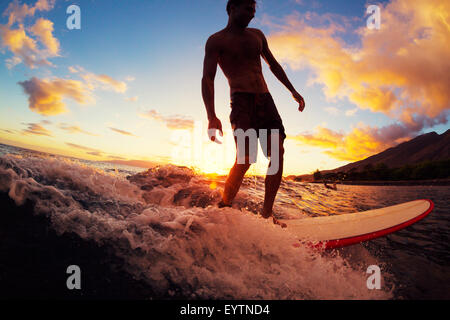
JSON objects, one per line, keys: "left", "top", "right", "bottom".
{"left": 307, "top": 179, "right": 450, "bottom": 186}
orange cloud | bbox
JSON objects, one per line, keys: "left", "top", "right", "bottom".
{"left": 139, "top": 109, "right": 195, "bottom": 130}
{"left": 18, "top": 77, "right": 93, "bottom": 116}
{"left": 1, "top": 1, "right": 58, "bottom": 68}
{"left": 59, "top": 123, "right": 99, "bottom": 136}
{"left": 108, "top": 127, "right": 137, "bottom": 137}
{"left": 290, "top": 126, "right": 343, "bottom": 149}
{"left": 64, "top": 142, "right": 128, "bottom": 160}
{"left": 68, "top": 65, "right": 128, "bottom": 93}
{"left": 22, "top": 122, "right": 52, "bottom": 136}
{"left": 81, "top": 73, "right": 128, "bottom": 93}
{"left": 3, "top": 0, "right": 55, "bottom": 26}
{"left": 125, "top": 96, "right": 139, "bottom": 102}
{"left": 65, "top": 143, "right": 125, "bottom": 159}
{"left": 65, "top": 142, "right": 103, "bottom": 154}
{"left": 18, "top": 69, "right": 128, "bottom": 116}
{"left": 267, "top": 0, "right": 450, "bottom": 127}
{"left": 1, "top": 129, "right": 16, "bottom": 134}
{"left": 0, "top": 23, "right": 47, "bottom": 68}
{"left": 345, "top": 108, "right": 358, "bottom": 117}
{"left": 68, "top": 66, "right": 79, "bottom": 73}
{"left": 86, "top": 151, "right": 103, "bottom": 157}
{"left": 29, "top": 18, "right": 59, "bottom": 56}
{"left": 289, "top": 122, "right": 422, "bottom": 162}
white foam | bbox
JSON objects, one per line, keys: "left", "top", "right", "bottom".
{"left": 0, "top": 155, "right": 393, "bottom": 299}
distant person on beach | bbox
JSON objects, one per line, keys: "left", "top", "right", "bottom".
{"left": 201, "top": 0, "right": 305, "bottom": 227}
{"left": 324, "top": 181, "right": 337, "bottom": 190}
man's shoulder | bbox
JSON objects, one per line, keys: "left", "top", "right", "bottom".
{"left": 208, "top": 29, "right": 227, "bottom": 41}
{"left": 247, "top": 28, "right": 266, "bottom": 38}
{"left": 206, "top": 28, "right": 265, "bottom": 45}
{"left": 205, "top": 30, "right": 227, "bottom": 49}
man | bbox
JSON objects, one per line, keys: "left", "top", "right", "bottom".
{"left": 201, "top": 0, "right": 305, "bottom": 227}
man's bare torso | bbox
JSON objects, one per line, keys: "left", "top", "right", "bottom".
{"left": 209, "top": 28, "right": 269, "bottom": 95}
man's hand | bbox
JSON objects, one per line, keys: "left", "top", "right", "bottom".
{"left": 292, "top": 91, "right": 305, "bottom": 112}
{"left": 208, "top": 116, "right": 223, "bottom": 144}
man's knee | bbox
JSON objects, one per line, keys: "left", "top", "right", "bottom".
{"left": 266, "top": 143, "right": 284, "bottom": 159}
{"left": 279, "top": 144, "right": 285, "bottom": 157}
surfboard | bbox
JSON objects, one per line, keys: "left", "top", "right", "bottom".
{"left": 279, "top": 199, "right": 434, "bottom": 249}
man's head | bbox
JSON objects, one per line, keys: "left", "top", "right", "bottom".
{"left": 226, "top": 0, "right": 256, "bottom": 27}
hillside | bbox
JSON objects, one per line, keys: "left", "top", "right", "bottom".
{"left": 332, "top": 129, "right": 450, "bottom": 173}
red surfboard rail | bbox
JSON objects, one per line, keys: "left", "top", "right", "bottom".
{"left": 297, "top": 199, "right": 434, "bottom": 250}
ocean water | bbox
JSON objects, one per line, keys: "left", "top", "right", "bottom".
{"left": 0, "top": 143, "right": 448, "bottom": 299}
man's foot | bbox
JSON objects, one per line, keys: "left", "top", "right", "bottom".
{"left": 218, "top": 200, "right": 232, "bottom": 208}
{"left": 262, "top": 212, "right": 287, "bottom": 228}
{"left": 272, "top": 216, "right": 287, "bottom": 228}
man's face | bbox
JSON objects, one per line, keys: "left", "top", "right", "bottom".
{"left": 231, "top": 1, "right": 256, "bottom": 27}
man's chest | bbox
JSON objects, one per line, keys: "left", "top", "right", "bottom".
{"left": 219, "top": 34, "right": 262, "bottom": 60}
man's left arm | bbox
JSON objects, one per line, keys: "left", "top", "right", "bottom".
{"left": 257, "top": 29, "right": 305, "bottom": 112}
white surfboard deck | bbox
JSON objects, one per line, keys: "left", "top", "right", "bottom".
{"left": 279, "top": 199, "right": 434, "bottom": 249}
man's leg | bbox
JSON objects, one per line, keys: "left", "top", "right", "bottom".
{"left": 221, "top": 126, "right": 257, "bottom": 206}
{"left": 261, "top": 135, "right": 286, "bottom": 227}
{"left": 221, "top": 160, "right": 251, "bottom": 206}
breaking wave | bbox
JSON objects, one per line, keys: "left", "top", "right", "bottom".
{"left": 0, "top": 154, "right": 393, "bottom": 299}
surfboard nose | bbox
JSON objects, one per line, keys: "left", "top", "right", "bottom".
{"left": 286, "top": 199, "right": 434, "bottom": 250}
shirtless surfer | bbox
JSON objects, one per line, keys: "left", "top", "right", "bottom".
{"left": 201, "top": 0, "right": 305, "bottom": 228}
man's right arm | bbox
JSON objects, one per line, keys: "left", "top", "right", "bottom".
{"left": 202, "top": 36, "right": 223, "bottom": 140}
{"left": 202, "top": 36, "right": 219, "bottom": 121}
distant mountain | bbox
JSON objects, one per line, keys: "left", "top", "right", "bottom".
{"left": 332, "top": 129, "right": 450, "bottom": 173}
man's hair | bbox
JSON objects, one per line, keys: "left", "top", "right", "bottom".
{"left": 226, "top": 0, "right": 256, "bottom": 16}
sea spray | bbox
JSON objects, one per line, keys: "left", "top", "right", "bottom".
{"left": 0, "top": 154, "right": 392, "bottom": 299}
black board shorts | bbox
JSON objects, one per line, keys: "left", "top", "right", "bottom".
{"left": 229, "top": 92, "right": 286, "bottom": 141}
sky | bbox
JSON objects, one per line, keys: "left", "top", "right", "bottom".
{"left": 0, "top": 0, "right": 449, "bottom": 176}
